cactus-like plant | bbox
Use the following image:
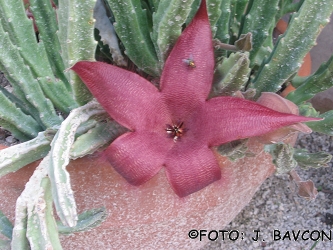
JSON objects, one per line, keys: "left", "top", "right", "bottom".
{"left": 0, "top": 0, "right": 333, "bottom": 248}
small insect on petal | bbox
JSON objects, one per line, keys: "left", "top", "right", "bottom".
{"left": 182, "top": 54, "right": 196, "bottom": 68}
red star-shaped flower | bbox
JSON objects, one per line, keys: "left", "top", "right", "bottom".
{"left": 72, "top": 0, "right": 320, "bottom": 197}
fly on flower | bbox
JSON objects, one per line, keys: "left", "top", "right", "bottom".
{"left": 183, "top": 54, "right": 196, "bottom": 68}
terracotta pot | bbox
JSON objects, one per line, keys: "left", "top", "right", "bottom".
{"left": 276, "top": 19, "right": 312, "bottom": 97}
{"left": 0, "top": 139, "right": 279, "bottom": 249}
{"left": 2, "top": 92, "right": 305, "bottom": 249}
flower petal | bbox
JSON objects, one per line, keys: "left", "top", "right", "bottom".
{"left": 256, "top": 93, "right": 312, "bottom": 134}
{"left": 198, "top": 96, "right": 322, "bottom": 146}
{"left": 71, "top": 61, "right": 170, "bottom": 131}
{"left": 164, "top": 141, "right": 221, "bottom": 197}
{"left": 257, "top": 92, "right": 298, "bottom": 114}
{"left": 104, "top": 131, "right": 173, "bottom": 185}
{"left": 160, "top": 0, "right": 214, "bottom": 120}
{"left": 256, "top": 92, "right": 312, "bottom": 143}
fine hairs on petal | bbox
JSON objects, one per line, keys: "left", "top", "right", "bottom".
{"left": 72, "top": 0, "right": 321, "bottom": 197}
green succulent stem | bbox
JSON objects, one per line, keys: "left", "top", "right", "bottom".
{"left": 26, "top": 176, "right": 63, "bottom": 250}
{"left": 12, "top": 155, "right": 62, "bottom": 250}
{"left": 277, "top": 0, "right": 305, "bottom": 20}
{"left": 151, "top": 0, "right": 195, "bottom": 63}
{"left": 0, "top": 90, "right": 42, "bottom": 139}
{"left": 290, "top": 75, "right": 308, "bottom": 88}
{"left": 0, "top": 22, "right": 63, "bottom": 128}
{"left": 106, "top": 0, "right": 160, "bottom": 76}
{"left": 293, "top": 149, "right": 332, "bottom": 169}
{"left": 48, "top": 100, "right": 105, "bottom": 227}
{"left": 57, "top": 0, "right": 96, "bottom": 105}
{"left": 228, "top": 0, "right": 248, "bottom": 43}
{"left": 0, "top": 210, "right": 13, "bottom": 240}
{"left": 214, "top": 0, "right": 231, "bottom": 44}
{"left": 264, "top": 143, "right": 297, "bottom": 175}
{"left": 57, "top": 207, "right": 107, "bottom": 235}
{"left": 0, "top": 132, "right": 51, "bottom": 178}
{"left": 287, "top": 54, "right": 333, "bottom": 104}
{"left": 0, "top": 0, "right": 78, "bottom": 114}
{"left": 94, "top": 0, "right": 126, "bottom": 66}
{"left": 305, "top": 110, "right": 333, "bottom": 136}
{"left": 297, "top": 102, "right": 333, "bottom": 136}
{"left": 206, "top": 0, "right": 223, "bottom": 37}
{"left": 250, "top": 0, "right": 333, "bottom": 98}
{"left": 70, "top": 120, "right": 127, "bottom": 159}
{"left": 239, "top": 0, "right": 279, "bottom": 67}
{"left": 213, "top": 52, "right": 251, "bottom": 96}
{"left": 29, "top": 0, "right": 72, "bottom": 92}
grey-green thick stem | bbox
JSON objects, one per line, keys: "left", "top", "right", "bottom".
{"left": 287, "top": 54, "right": 333, "bottom": 104}
{"left": 57, "top": 0, "right": 96, "bottom": 105}
{"left": 0, "top": 0, "right": 78, "bottom": 114}
{"left": 29, "top": 0, "right": 72, "bottom": 92}
{"left": 151, "top": 0, "right": 195, "bottom": 64}
{"left": 12, "top": 155, "right": 62, "bottom": 250}
{"left": 239, "top": 0, "right": 279, "bottom": 67}
{"left": 48, "top": 100, "right": 105, "bottom": 227}
{"left": 0, "top": 132, "right": 51, "bottom": 178}
{"left": 250, "top": 0, "right": 333, "bottom": 98}
{"left": 106, "top": 0, "right": 160, "bottom": 76}
{"left": 70, "top": 120, "right": 126, "bottom": 159}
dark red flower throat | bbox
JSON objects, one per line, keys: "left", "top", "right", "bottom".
{"left": 166, "top": 121, "right": 186, "bottom": 141}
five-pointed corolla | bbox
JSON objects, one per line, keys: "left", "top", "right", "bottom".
{"left": 72, "top": 0, "right": 320, "bottom": 197}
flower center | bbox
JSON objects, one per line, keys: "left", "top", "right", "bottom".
{"left": 166, "top": 121, "right": 185, "bottom": 142}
